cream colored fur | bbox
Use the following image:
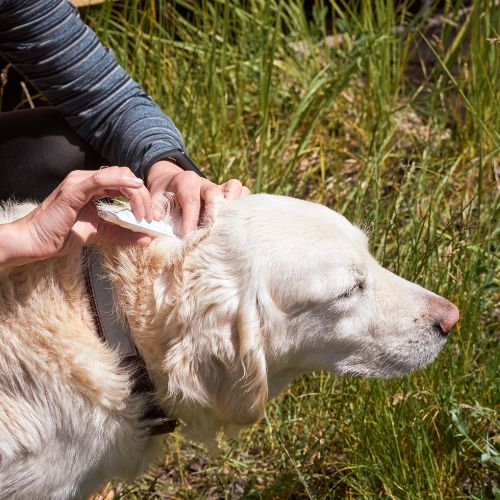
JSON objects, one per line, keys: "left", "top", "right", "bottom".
{"left": 0, "top": 195, "right": 455, "bottom": 498}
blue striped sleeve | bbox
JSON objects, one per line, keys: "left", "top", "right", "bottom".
{"left": 0, "top": 0, "right": 190, "bottom": 178}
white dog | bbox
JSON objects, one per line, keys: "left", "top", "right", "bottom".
{"left": 0, "top": 194, "right": 458, "bottom": 498}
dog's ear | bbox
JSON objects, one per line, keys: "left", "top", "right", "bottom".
{"left": 159, "top": 215, "right": 277, "bottom": 438}
{"left": 161, "top": 279, "right": 273, "bottom": 438}
{"left": 216, "top": 288, "right": 269, "bottom": 425}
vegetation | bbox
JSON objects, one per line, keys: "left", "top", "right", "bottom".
{"left": 80, "top": 0, "right": 498, "bottom": 497}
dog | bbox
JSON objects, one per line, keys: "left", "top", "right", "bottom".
{"left": 0, "top": 194, "right": 459, "bottom": 498}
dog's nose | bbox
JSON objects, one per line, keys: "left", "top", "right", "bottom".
{"left": 439, "top": 302, "right": 460, "bottom": 333}
{"left": 430, "top": 297, "right": 459, "bottom": 336}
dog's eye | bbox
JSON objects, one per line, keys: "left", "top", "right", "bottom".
{"left": 338, "top": 279, "right": 365, "bottom": 299}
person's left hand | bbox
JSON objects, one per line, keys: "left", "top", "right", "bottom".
{"left": 147, "top": 160, "right": 250, "bottom": 236}
{"left": 0, "top": 167, "right": 153, "bottom": 269}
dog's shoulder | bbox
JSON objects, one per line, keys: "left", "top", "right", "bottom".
{"left": 0, "top": 243, "right": 152, "bottom": 496}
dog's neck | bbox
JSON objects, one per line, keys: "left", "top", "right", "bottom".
{"left": 97, "top": 228, "right": 216, "bottom": 398}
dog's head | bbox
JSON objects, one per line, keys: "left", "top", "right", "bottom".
{"left": 154, "top": 194, "right": 458, "bottom": 439}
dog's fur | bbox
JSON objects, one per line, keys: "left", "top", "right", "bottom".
{"left": 0, "top": 195, "right": 458, "bottom": 498}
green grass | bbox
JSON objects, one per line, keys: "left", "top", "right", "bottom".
{"left": 79, "top": 0, "right": 500, "bottom": 497}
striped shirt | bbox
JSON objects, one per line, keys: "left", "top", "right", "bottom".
{"left": 0, "top": 0, "right": 191, "bottom": 179}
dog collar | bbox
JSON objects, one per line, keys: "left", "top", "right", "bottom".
{"left": 82, "top": 246, "right": 177, "bottom": 436}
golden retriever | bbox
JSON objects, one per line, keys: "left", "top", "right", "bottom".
{"left": 0, "top": 195, "right": 459, "bottom": 498}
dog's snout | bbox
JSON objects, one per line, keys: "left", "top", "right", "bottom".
{"left": 429, "top": 297, "right": 459, "bottom": 336}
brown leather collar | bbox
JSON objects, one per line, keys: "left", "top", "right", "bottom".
{"left": 82, "top": 246, "right": 177, "bottom": 436}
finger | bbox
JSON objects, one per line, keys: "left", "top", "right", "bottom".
{"left": 117, "top": 169, "right": 154, "bottom": 222}
{"left": 176, "top": 175, "right": 202, "bottom": 236}
{"left": 241, "top": 186, "right": 251, "bottom": 197}
{"left": 200, "top": 182, "right": 224, "bottom": 208}
{"left": 84, "top": 170, "right": 152, "bottom": 221}
{"left": 220, "top": 179, "right": 243, "bottom": 200}
{"left": 89, "top": 187, "right": 151, "bottom": 205}
{"left": 65, "top": 167, "right": 136, "bottom": 187}
{"left": 90, "top": 189, "right": 130, "bottom": 200}
{"left": 119, "top": 184, "right": 153, "bottom": 222}
{"left": 103, "top": 167, "right": 153, "bottom": 222}
{"left": 59, "top": 168, "right": 144, "bottom": 211}
{"left": 199, "top": 183, "right": 223, "bottom": 225}
{"left": 179, "top": 195, "right": 201, "bottom": 237}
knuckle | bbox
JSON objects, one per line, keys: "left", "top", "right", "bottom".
{"left": 204, "top": 180, "right": 219, "bottom": 191}
{"left": 99, "top": 166, "right": 119, "bottom": 178}
{"left": 206, "top": 185, "right": 221, "bottom": 197}
{"left": 55, "top": 186, "right": 74, "bottom": 205}
{"left": 107, "top": 166, "right": 122, "bottom": 175}
{"left": 63, "top": 170, "right": 81, "bottom": 185}
{"left": 56, "top": 186, "right": 70, "bottom": 199}
{"left": 181, "top": 171, "right": 200, "bottom": 183}
{"left": 118, "top": 166, "right": 134, "bottom": 176}
{"left": 90, "top": 172, "right": 102, "bottom": 186}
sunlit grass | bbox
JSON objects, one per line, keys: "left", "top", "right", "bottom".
{"left": 82, "top": 0, "right": 499, "bottom": 497}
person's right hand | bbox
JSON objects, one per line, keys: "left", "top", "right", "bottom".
{"left": 147, "top": 160, "right": 250, "bottom": 236}
{"left": 0, "top": 167, "right": 153, "bottom": 268}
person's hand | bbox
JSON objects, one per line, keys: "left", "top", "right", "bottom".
{"left": 147, "top": 160, "right": 250, "bottom": 236}
{"left": 0, "top": 167, "right": 153, "bottom": 268}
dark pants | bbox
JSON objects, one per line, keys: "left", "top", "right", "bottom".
{"left": 0, "top": 107, "right": 106, "bottom": 202}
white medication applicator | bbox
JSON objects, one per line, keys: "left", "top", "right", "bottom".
{"left": 98, "top": 204, "right": 175, "bottom": 238}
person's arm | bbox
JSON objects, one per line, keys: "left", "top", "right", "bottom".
{"left": 0, "top": 0, "right": 191, "bottom": 179}
{"left": 0, "top": 0, "right": 250, "bottom": 234}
